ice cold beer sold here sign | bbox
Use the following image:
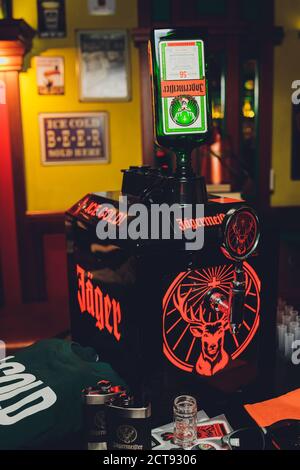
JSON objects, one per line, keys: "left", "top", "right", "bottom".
{"left": 39, "top": 112, "right": 109, "bottom": 165}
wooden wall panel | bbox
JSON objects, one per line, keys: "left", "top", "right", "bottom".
{"left": 0, "top": 71, "right": 22, "bottom": 310}
{"left": 25, "top": 212, "right": 65, "bottom": 301}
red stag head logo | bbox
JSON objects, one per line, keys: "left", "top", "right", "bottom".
{"left": 230, "top": 212, "right": 255, "bottom": 256}
{"left": 173, "top": 287, "right": 231, "bottom": 376}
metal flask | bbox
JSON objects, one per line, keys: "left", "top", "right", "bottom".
{"left": 106, "top": 394, "right": 152, "bottom": 451}
{"left": 82, "top": 380, "right": 125, "bottom": 450}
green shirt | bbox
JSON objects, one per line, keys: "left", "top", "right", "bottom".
{"left": 0, "top": 339, "right": 126, "bottom": 450}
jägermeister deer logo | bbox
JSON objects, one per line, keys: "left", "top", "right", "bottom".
{"left": 170, "top": 95, "right": 199, "bottom": 127}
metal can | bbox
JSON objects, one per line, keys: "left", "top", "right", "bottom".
{"left": 106, "top": 393, "right": 152, "bottom": 451}
{"left": 82, "top": 380, "right": 125, "bottom": 450}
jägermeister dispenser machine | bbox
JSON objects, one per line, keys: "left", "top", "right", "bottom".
{"left": 66, "top": 29, "right": 266, "bottom": 421}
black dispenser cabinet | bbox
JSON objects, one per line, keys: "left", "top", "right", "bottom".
{"left": 65, "top": 167, "right": 269, "bottom": 419}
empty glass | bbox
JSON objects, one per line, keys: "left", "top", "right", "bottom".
{"left": 282, "top": 313, "right": 292, "bottom": 326}
{"left": 285, "top": 332, "right": 294, "bottom": 360}
{"left": 289, "top": 321, "right": 298, "bottom": 334}
{"left": 173, "top": 395, "right": 197, "bottom": 448}
{"left": 277, "top": 323, "right": 287, "bottom": 352}
{"left": 285, "top": 305, "right": 294, "bottom": 317}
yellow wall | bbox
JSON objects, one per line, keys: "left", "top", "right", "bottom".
{"left": 14, "top": 0, "right": 142, "bottom": 212}
{"left": 272, "top": 0, "right": 300, "bottom": 206}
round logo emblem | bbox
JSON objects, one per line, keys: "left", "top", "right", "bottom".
{"left": 163, "top": 262, "right": 260, "bottom": 377}
{"left": 170, "top": 95, "right": 199, "bottom": 126}
{"left": 224, "top": 208, "right": 259, "bottom": 260}
{"left": 116, "top": 425, "right": 138, "bottom": 444}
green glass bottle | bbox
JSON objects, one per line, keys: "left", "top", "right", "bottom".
{"left": 149, "top": 29, "right": 211, "bottom": 203}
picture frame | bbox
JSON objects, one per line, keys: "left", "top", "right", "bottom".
{"left": 39, "top": 112, "right": 110, "bottom": 166}
{"left": 36, "top": 56, "right": 65, "bottom": 95}
{"left": 37, "top": 0, "right": 67, "bottom": 39}
{"left": 88, "top": 0, "right": 116, "bottom": 16}
{"left": 77, "top": 29, "right": 131, "bottom": 102}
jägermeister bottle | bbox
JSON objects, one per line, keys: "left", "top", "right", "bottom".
{"left": 149, "top": 29, "right": 211, "bottom": 203}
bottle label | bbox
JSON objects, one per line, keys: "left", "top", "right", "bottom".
{"left": 159, "top": 40, "right": 208, "bottom": 135}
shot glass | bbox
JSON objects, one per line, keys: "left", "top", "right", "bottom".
{"left": 173, "top": 395, "right": 197, "bottom": 448}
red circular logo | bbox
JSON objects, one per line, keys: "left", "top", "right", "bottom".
{"left": 163, "top": 263, "right": 260, "bottom": 376}
{"left": 225, "top": 210, "right": 258, "bottom": 259}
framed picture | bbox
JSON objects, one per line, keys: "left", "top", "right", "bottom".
{"left": 88, "top": 0, "right": 116, "bottom": 15}
{"left": 36, "top": 56, "right": 65, "bottom": 95}
{"left": 37, "top": 0, "right": 67, "bottom": 38}
{"left": 39, "top": 112, "right": 110, "bottom": 165}
{"left": 77, "top": 29, "right": 131, "bottom": 101}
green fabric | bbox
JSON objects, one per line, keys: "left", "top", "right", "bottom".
{"left": 0, "top": 339, "right": 126, "bottom": 450}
